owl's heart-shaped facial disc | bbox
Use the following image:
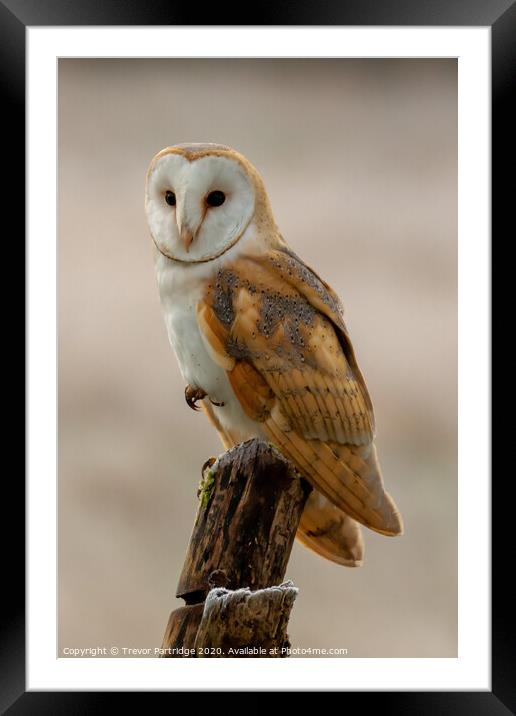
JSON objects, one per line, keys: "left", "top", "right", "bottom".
{"left": 145, "top": 145, "right": 256, "bottom": 264}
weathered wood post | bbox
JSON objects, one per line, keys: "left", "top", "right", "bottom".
{"left": 160, "top": 438, "right": 311, "bottom": 657}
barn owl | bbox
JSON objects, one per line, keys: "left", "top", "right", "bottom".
{"left": 145, "top": 143, "right": 403, "bottom": 567}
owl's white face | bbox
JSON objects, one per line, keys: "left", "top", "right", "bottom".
{"left": 145, "top": 150, "right": 256, "bottom": 263}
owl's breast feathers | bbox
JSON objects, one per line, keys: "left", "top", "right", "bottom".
{"left": 196, "top": 246, "right": 403, "bottom": 537}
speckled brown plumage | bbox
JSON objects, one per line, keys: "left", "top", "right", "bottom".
{"left": 197, "top": 250, "right": 403, "bottom": 538}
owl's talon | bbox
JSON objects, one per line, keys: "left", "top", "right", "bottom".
{"left": 185, "top": 385, "right": 207, "bottom": 411}
{"left": 210, "top": 398, "right": 225, "bottom": 407}
{"left": 201, "top": 456, "right": 216, "bottom": 477}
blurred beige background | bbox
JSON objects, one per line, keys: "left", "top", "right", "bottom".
{"left": 58, "top": 59, "right": 457, "bottom": 657}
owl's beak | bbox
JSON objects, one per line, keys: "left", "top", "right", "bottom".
{"left": 180, "top": 225, "right": 195, "bottom": 252}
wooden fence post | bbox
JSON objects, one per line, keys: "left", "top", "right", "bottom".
{"left": 160, "top": 438, "right": 311, "bottom": 657}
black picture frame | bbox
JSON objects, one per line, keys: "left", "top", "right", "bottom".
{"left": 5, "top": 0, "right": 507, "bottom": 711}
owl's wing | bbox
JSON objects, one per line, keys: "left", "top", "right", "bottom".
{"left": 196, "top": 247, "right": 402, "bottom": 536}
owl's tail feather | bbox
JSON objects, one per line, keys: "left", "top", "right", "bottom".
{"left": 297, "top": 490, "right": 364, "bottom": 567}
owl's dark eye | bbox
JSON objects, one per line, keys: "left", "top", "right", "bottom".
{"left": 206, "top": 190, "right": 225, "bottom": 207}
{"left": 165, "top": 190, "right": 176, "bottom": 206}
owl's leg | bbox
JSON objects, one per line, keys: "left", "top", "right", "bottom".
{"left": 184, "top": 384, "right": 225, "bottom": 411}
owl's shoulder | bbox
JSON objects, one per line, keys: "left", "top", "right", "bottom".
{"left": 262, "top": 245, "right": 346, "bottom": 325}
{"left": 203, "top": 245, "right": 346, "bottom": 336}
